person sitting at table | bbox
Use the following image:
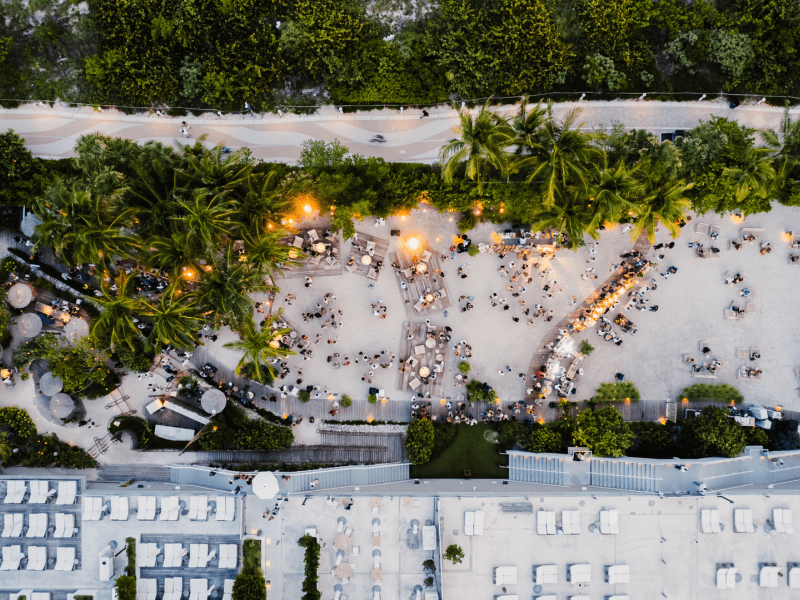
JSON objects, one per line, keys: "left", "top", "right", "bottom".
{"left": 792, "top": 254, "right": 799, "bottom": 263}
{"left": 740, "top": 288, "right": 751, "bottom": 297}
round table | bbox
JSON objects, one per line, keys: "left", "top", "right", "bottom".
{"left": 425, "top": 294, "right": 434, "bottom": 302}
{"left": 334, "top": 534, "right": 351, "bottom": 550}
{"left": 425, "top": 339, "right": 435, "bottom": 349}
{"left": 436, "top": 354, "right": 444, "bottom": 362}
{"left": 290, "top": 331, "right": 297, "bottom": 338}
{"left": 361, "top": 255, "right": 372, "bottom": 265}
{"left": 416, "top": 262, "right": 428, "bottom": 273}
{"left": 419, "top": 367, "right": 431, "bottom": 378}
{"left": 315, "top": 242, "right": 327, "bottom": 253}
{"left": 336, "top": 563, "right": 352, "bottom": 579}
{"left": 288, "top": 249, "right": 299, "bottom": 259}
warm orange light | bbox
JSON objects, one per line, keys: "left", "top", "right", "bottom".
{"left": 682, "top": 397, "right": 688, "bottom": 403}
{"left": 400, "top": 216, "right": 406, "bottom": 221}
{"left": 406, "top": 236, "right": 421, "bottom": 251}
{"left": 303, "top": 204, "right": 312, "bottom": 214}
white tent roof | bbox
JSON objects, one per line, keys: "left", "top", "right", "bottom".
{"left": 252, "top": 472, "right": 280, "bottom": 500}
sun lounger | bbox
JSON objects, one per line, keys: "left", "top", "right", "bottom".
{"left": 607, "top": 564, "right": 630, "bottom": 584}
{"left": 219, "top": 544, "right": 238, "bottom": 569}
{"left": 32, "top": 593, "right": 50, "bottom": 600}
{"left": 734, "top": 509, "right": 754, "bottom": 532}
{"left": 189, "top": 544, "right": 200, "bottom": 568}
{"left": 2, "top": 514, "right": 23, "bottom": 538}
{"left": 190, "top": 579, "right": 211, "bottom": 600}
{"left": 716, "top": 568, "right": 729, "bottom": 589}
{"left": 4, "top": 481, "right": 26, "bottom": 504}
{"left": 493, "top": 566, "right": 518, "bottom": 585}
{"left": 760, "top": 565, "right": 779, "bottom": 587}
{"left": 223, "top": 579, "right": 234, "bottom": 600}
{"left": 599, "top": 510, "right": 619, "bottom": 534}
{"left": 535, "top": 564, "right": 557, "bottom": 585}
{"left": 474, "top": 511, "right": 484, "bottom": 535}
{"left": 55, "top": 481, "right": 76, "bottom": 505}
{"left": 546, "top": 511, "right": 555, "bottom": 535}
{"left": 773, "top": 508, "right": 786, "bottom": 533}
{"left": 701, "top": 509, "right": 712, "bottom": 533}
{"left": 464, "top": 512, "right": 474, "bottom": 536}
{"left": 28, "top": 481, "right": 48, "bottom": 504}
{"left": 710, "top": 509, "right": 721, "bottom": 533}
{"left": 26, "top": 546, "right": 46, "bottom": 570}
{"left": 789, "top": 567, "right": 800, "bottom": 589}
{"left": 188, "top": 496, "right": 198, "bottom": 520}
{"left": 54, "top": 546, "right": 76, "bottom": 571}
{"left": 27, "top": 514, "right": 46, "bottom": 538}
{"left": 0, "top": 545, "right": 24, "bottom": 570}
{"left": 695, "top": 223, "right": 709, "bottom": 234}
{"left": 537, "top": 511, "right": 547, "bottom": 535}
{"left": 568, "top": 563, "right": 591, "bottom": 583}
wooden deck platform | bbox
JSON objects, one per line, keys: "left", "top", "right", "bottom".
{"left": 391, "top": 242, "right": 452, "bottom": 319}
{"left": 344, "top": 232, "right": 389, "bottom": 280}
{"left": 395, "top": 321, "right": 448, "bottom": 397}
{"left": 280, "top": 227, "right": 343, "bottom": 279}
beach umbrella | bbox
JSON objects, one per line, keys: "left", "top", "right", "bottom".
{"left": 65, "top": 317, "right": 89, "bottom": 342}
{"left": 18, "top": 313, "right": 42, "bottom": 337}
{"left": 251, "top": 472, "right": 280, "bottom": 500}
{"left": 200, "top": 388, "right": 227, "bottom": 415}
{"left": 40, "top": 372, "right": 64, "bottom": 396}
{"left": 50, "top": 392, "right": 74, "bottom": 419}
{"left": 7, "top": 283, "right": 32, "bottom": 308}
{"left": 20, "top": 212, "right": 42, "bottom": 238}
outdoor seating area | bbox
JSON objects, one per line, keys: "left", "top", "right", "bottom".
{"left": 391, "top": 238, "right": 451, "bottom": 318}
{"left": 282, "top": 227, "right": 342, "bottom": 279}
{"left": 346, "top": 232, "right": 389, "bottom": 280}
{"left": 396, "top": 321, "right": 449, "bottom": 397}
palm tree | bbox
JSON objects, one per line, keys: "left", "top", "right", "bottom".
{"left": 176, "top": 141, "right": 253, "bottom": 195}
{"left": 71, "top": 202, "right": 140, "bottom": 269}
{"left": 531, "top": 187, "right": 595, "bottom": 250}
{"left": 224, "top": 312, "right": 295, "bottom": 383}
{"left": 723, "top": 147, "right": 776, "bottom": 204}
{"left": 89, "top": 271, "right": 142, "bottom": 351}
{"left": 230, "top": 170, "right": 290, "bottom": 234}
{"left": 192, "top": 245, "right": 275, "bottom": 330}
{"left": 241, "top": 229, "right": 301, "bottom": 284}
{"left": 586, "top": 159, "right": 643, "bottom": 233}
{"left": 146, "top": 233, "right": 203, "bottom": 280}
{"left": 139, "top": 288, "right": 204, "bottom": 351}
{"left": 440, "top": 100, "right": 514, "bottom": 190}
{"left": 510, "top": 97, "right": 547, "bottom": 157}
{"left": 631, "top": 176, "right": 693, "bottom": 243}
{"left": 518, "top": 108, "right": 598, "bottom": 207}
{"left": 175, "top": 188, "right": 236, "bottom": 253}
{"left": 759, "top": 108, "right": 800, "bottom": 185}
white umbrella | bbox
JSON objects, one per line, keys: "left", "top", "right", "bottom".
{"left": 65, "top": 317, "right": 89, "bottom": 342}
{"left": 18, "top": 313, "right": 42, "bottom": 337}
{"left": 50, "top": 392, "right": 75, "bottom": 419}
{"left": 200, "top": 388, "right": 227, "bottom": 415}
{"left": 7, "top": 283, "right": 32, "bottom": 308}
{"left": 251, "top": 472, "right": 280, "bottom": 499}
{"left": 40, "top": 372, "right": 64, "bottom": 396}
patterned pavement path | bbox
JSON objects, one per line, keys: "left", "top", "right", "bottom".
{"left": 1, "top": 100, "right": 798, "bottom": 164}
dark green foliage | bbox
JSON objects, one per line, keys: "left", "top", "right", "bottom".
{"left": 410, "top": 423, "right": 508, "bottom": 479}
{"left": 573, "top": 407, "right": 634, "bottom": 457}
{"left": 368, "top": 393, "right": 377, "bottom": 404}
{"left": 55, "top": 445, "right": 98, "bottom": 469}
{"left": 297, "top": 534, "right": 321, "bottom": 600}
{"left": 465, "top": 379, "right": 497, "bottom": 403}
{"left": 125, "top": 537, "right": 136, "bottom": 575}
{"left": 115, "top": 346, "right": 154, "bottom": 373}
{"left": 0, "top": 406, "right": 36, "bottom": 442}
{"left": 232, "top": 574, "right": 266, "bottom": 600}
{"left": 298, "top": 389, "right": 311, "bottom": 403}
{"left": 405, "top": 418, "right": 435, "bottom": 465}
{"left": 745, "top": 427, "right": 769, "bottom": 447}
{"left": 340, "top": 394, "right": 352, "bottom": 408}
{"left": 0, "top": 407, "right": 95, "bottom": 468}
{"left": 578, "top": 340, "right": 594, "bottom": 356}
{"left": 767, "top": 420, "right": 800, "bottom": 451}
{"left": 242, "top": 539, "right": 262, "bottom": 575}
{"left": 496, "top": 420, "right": 525, "bottom": 451}
{"left": 444, "top": 544, "right": 464, "bottom": 564}
{"left": 680, "top": 383, "right": 744, "bottom": 404}
{"left": 627, "top": 421, "right": 677, "bottom": 458}
{"left": 198, "top": 404, "right": 293, "bottom": 451}
{"left": 591, "top": 382, "right": 640, "bottom": 403}
{"left": 115, "top": 576, "right": 136, "bottom": 600}
{"left": 527, "top": 427, "right": 562, "bottom": 453}
{"left": 677, "top": 406, "right": 747, "bottom": 458}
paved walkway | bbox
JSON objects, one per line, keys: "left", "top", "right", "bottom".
{"left": 2, "top": 100, "right": 798, "bottom": 164}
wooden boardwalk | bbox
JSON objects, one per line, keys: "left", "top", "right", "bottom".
{"left": 395, "top": 321, "right": 448, "bottom": 397}
{"left": 345, "top": 232, "right": 389, "bottom": 280}
{"left": 524, "top": 231, "right": 652, "bottom": 421}
{"left": 280, "top": 228, "right": 343, "bottom": 279}
{"left": 391, "top": 242, "right": 452, "bottom": 319}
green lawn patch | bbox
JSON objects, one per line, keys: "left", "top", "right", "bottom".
{"left": 242, "top": 539, "right": 261, "bottom": 575}
{"left": 410, "top": 423, "right": 508, "bottom": 479}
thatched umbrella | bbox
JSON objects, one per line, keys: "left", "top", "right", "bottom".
{"left": 200, "top": 388, "right": 227, "bottom": 415}
{"left": 7, "top": 283, "right": 32, "bottom": 308}
{"left": 18, "top": 313, "right": 42, "bottom": 337}
{"left": 40, "top": 372, "right": 64, "bottom": 396}
{"left": 50, "top": 392, "right": 75, "bottom": 419}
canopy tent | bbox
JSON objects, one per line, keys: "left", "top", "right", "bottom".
{"left": 7, "top": 283, "right": 32, "bottom": 308}
{"left": 252, "top": 472, "right": 280, "bottom": 500}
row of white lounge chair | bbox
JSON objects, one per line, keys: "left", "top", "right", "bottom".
{"left": 531, "top": 563, "right": 629, "bottom": 585}
{"left": 137, "top": 543, "right": 238, "bottom": 569}
{"left": 135, "top": 578, "right": 234, "bottom": 600}
{"left": 2, "top": 513, "right": 77, "bottom": 538}
{"left": 533, "top": 509, "right": 615, "bottom": 535}
{"left": 0, "top": 546, "right": 75, "bottom": 570}
{"left": 3, "top": 481, "right": 76, "bottom": 505}
{"left": 700, "top": 508, "right": 794, "bottom": 534}
{"left": 80, "top": 495, "right": 236, "bottom": 522}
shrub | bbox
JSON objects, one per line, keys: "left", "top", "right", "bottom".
{"left": 340, "top": 394, "right": 352, "bottom": 408}
{"left": 591, "top": 382, "right": 640, "bottom": 403}
{"left": 232, "top": 573, "right": 266, "bottom": 600}
{"left": 573, "top": 407, "right": 634, "bottom": 457}
{"left": 242, "top": 539, "right": 262, "bottom": 575}
{"left": 56, "top": 445, "right": 97, "bottom": 469}
{"left": 406, "top": 418, "right": 435, "bottom": 465}
{"left": 679, "top": 384, "right": 744, "bottom": 404}
{"left": 424, "top": 577, "right": 434, "bottom": 587}
{"left": 422, "top": 558, "right": 436, "bottom": 573}
{"left": 115, "top": 576, "right": 136, "bottom": 600}
{"left": 299, "top": 389, "right": 311, "bottom": 403}
{"left": 466, "top": 244, "right": 480, "bottom": 257}
{"left": 527, "top": 428, "right": 562, "bottom": 453}
{"left": 0, "top": 406, "right": 36, "bottom": 442}
{"left": 579, "top": 340, "right": 594, "bottom": 356}
{"left": 466, "top": 379, "right": 497, "bottom": 403}
{"left": 368, "top": 393, "right": 377, "bottom": 404}
{"left": 297, "top": 534, "right": 321, "bottom": 600}
{"left": 125, "top": 537, "right": 136, "bottom": 574}
{"left": 444, "top": 544, "right": 464, "bottom": 564}
{"left": 458, "top": 361, "right": 471, "bottom": 374}
{"left": 677, "top": 406, "right": 746, "bottom": 459}
{"left": 116, "top": 346, "right": 153, "bottom": 372}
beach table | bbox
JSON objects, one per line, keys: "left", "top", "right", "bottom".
{"left": 413, "top": 345, "right": 425, "bottom": 355}
{"left": 409, "top": 378, "right": 421, "bottom": 390}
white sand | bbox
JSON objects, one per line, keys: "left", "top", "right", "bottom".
{"left": 202, "top": 204, "right": 800, "bottom": 414}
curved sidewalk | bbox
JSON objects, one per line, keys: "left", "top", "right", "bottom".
{"left": 1, "top": 100, "right": 798, "bottom": 165}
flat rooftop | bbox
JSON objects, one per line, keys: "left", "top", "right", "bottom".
{"left": 440, "top": 492, "right": 800, "bottom": 600}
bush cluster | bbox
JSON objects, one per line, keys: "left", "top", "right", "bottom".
{"left": 680, "top": 384, "right": 744, "bottom": 404}
{"left": 297, "top": 534, "right": 321, "bottom": 600}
